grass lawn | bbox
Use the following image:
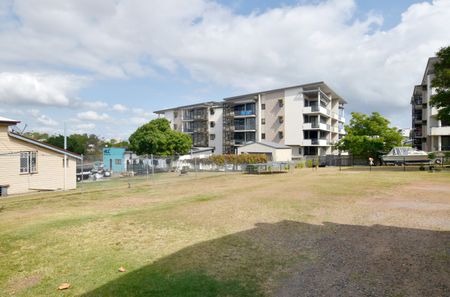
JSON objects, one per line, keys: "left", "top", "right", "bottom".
{"left": 0, "top": 168, "right": 449, "bottom": 296}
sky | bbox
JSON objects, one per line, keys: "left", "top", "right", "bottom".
{"left": 0, "top": 0, "right": 449, "bottom": 140}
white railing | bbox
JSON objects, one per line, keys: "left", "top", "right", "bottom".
{"left": 302, "top": 139, "right": 329, "bottom": 146}
{"left": 303, "top": 106, "right": 331, "bottom": 116}
{"left": 430, "top": 126, "right": 450, "bottom": 135}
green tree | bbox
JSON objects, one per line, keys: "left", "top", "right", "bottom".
{"left": 336, "top": 112, "right": 403, "bottom": 162}
{"left": 430, "top": 46, "right": 450, "bottom": 123}
{"left": 46, "top": 134, "right": 88, "bottom": 155}
{"left": 129, "top": 118, "right": 192, "bottom": 156}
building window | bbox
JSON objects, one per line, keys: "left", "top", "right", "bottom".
{"left": 20, "top": 152, "right": 29, "bottom": 173}
{"left": 210, "top": 108, "right": 215, "bottom": 115}
{"left": 261, "top": 118, "right": 265, "bottom": 125}
{"left": 20, "top": 152, "right": 37, "bottom": 174}
{"left": 262, "top": 133, "right": 266, "bottom": 140}
{"left": 62, "top": 157, "right": 69, "bottom": 168}
{"left": 174, "top": 111, "right": 178, "bottom": 118}
{"left": 278, "top": 116, "right": 284, "bottom": 123}
{"left": 278, "top": 131, "right": 284, "bottom": 139}
{"left": 278, "top": 99, "right": 284, "bottom": 107}
{"left": 115, "top": 159, "right": 122, "bottom": 165}
{"left": 210, "top": 121, "right": 215, "bottom": 128}
{"left": 261, "top": 104, "right": 266, "bottom": 110}
{"left": 30, "top": 152, "right": 37, "bottom": 172}
{"left": 210, "top": 134, "right": 215, "bottom": 140}
{"left": 174, "top": 124, "right": 178, "bottom": 130}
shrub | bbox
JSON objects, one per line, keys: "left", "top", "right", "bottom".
{"left": 295, "top": 161, "right": 305, "bottom": 169}
{"left": 306, "top": 159, "right": 313, "bottom": 168}
{"left": 209, "top": 154, "right": 268, "bottom": 165}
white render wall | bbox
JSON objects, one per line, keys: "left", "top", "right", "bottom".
{"left": 284, "top": 87, "right": 304, "bottom": 146}
{"left": 209, "top": 106, "right": 223, "bottom": 154}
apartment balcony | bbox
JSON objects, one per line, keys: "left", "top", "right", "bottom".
{"left": 234, "top": 110, "right": 256, "bottom": 117}
{"left": 431, "top": 106, "right": 439, "bottom": 117}
{"left": 234, "top": 124, "right": 256, "bottom": 131}
{"left": 331, "top": 112, "right": 340, "bottom": 120}
{"left": 233, "top": 139, "right": 255, "bottom": 146}
{"left": 302, "top": 122, "right": 330, "bottom": 131}
{"left": 182, "top": 114, "right": 207, "bottom": 121}
{"left": 302, "top": 139, "right": 329, "bottom": 146}
{"left": 331, "top": 126, "right": 339, "bottom": 133}
{"left": 430, "top": 126, "right": 450, "bottom": 136}
{"left": 338, "top": 128, "right": 346, "bottom": 135}
{"left": 303, "top": 106, "right": 331, "bottom": 117}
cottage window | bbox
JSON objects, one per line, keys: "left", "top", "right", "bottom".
{"left": 262, "top": 133, "right": 266, "bottom": 140}
{"left": 20, "top": 152, "right": 29, "bottom": 173}
{"left": 278, "top": 99, "right": 284, "bottom": 107}
{"left": 30, "top": 152, "right": 37, "bottom": 173}
{"left": 115, "top": 159, "right": 122, "bottom": 165}
{"left": 278, "top": 131, "right": 284, "bottom": 139}
{"left": 20, "top": 151, "right": 37, "bottom": 174}
{"left": 261, "top": 118, "right": 265, "bottom": 125}
{"left": 261, "top": 104, "right": 266, "bottom": 110}
{"left": 210, "top": 134, "right": 216, "bottom": 140}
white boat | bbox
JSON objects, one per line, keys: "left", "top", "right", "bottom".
{"left": 382, "top": 147, "right": 429, "bottom": 164}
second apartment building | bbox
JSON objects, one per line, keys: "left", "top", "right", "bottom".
{"left": 411, "top": 57, "right": 450, "bottom": 152}
{"left": 155, "top": 82, "right": 346, "bottom": 157}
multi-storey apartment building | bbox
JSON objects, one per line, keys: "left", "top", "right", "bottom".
{"left": 155, "top": 82, "right": 346, "bottom": 157}
{"left": 154, "top": 102, "right": 223, "bottom": 153}
{"left": 411, "top": 57, "right": 450, "bottom": 152}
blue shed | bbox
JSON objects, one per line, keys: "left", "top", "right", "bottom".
{"left": 103, "top": 147, "right": 126, "bottom": 173}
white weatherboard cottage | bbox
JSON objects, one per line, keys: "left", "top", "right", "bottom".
{"left": 0, "top": 116, "right": 81, "bottom": 196}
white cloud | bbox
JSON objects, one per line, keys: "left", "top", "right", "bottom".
{"left": 130, "top": 117, "right": 149, "bottom": 125}
{"left": 28, "top": 109, "right": 58, "bottom": 126}
{"left": 74, "top": 123, "right": 96, "bottom": 133}
{"left": 0, "top": 72, "right": 86, "bottom": 106}
{"left": 77, "top": 110, "right": 110, "bottom": 121}
{"left": 112, "top": 103, "right": 128, "bottom": 112}
{"left": 81, "top": 100, "right": 108, "bottom": 109}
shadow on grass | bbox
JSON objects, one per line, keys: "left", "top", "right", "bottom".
{"left": 80, "top": 221, "right": 450, "bottom": 297}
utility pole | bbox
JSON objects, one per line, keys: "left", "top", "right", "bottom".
{"left": 63, "top": 123, "right": 67, "bottom": 191}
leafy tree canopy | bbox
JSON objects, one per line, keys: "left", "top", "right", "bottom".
{"left": 336, "top": 112, "right": 403, "bottom": 161}
{"left": 430, "top": 46, "right": 450, "bottom": 123}
{"left": 129, "top": 118, "right": 192, "bottom": 156}
{"left": 46, "top": 134, "right": 88, "bottom": 155}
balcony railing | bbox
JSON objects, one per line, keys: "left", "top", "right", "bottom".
{"left": 303, "top": 106, "right": 331, "bottom": 116}
{"left": 302, "top": 139, "right": 329, "bottom": 146}
{"left": 234, "top": 124, "right": 256, "bottom": 131}
{"left": 234, "top": 139, "right": 255, "bottom": 145}
{"left": 234, "top": 110, "right": 256, "bottom": 116}
{"left": 303, "top": 122, "right": 331, "bottom": 131}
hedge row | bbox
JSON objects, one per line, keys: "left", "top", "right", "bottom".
{"left": 209, "top": 154, "right": 268, "bottom": 165}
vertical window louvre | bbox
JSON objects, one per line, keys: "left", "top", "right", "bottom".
{"left": 20, "top": 152, "right": 29, "bottom": 173}
{"left": 30, "top": 152, "right": 37, "bottom": 173}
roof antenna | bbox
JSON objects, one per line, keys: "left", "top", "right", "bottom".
{"left": 20, "top": 124, "right": 28, "bottom": 134}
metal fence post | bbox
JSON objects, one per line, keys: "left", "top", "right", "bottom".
{"left": 146, "top": 154, "right": 149, "bottom": 180}
{"left": 151, "top": 154, "right": 154, "bottom": 179}
{"left": 81, "top": 154, "right": 84, "bottom": 183}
